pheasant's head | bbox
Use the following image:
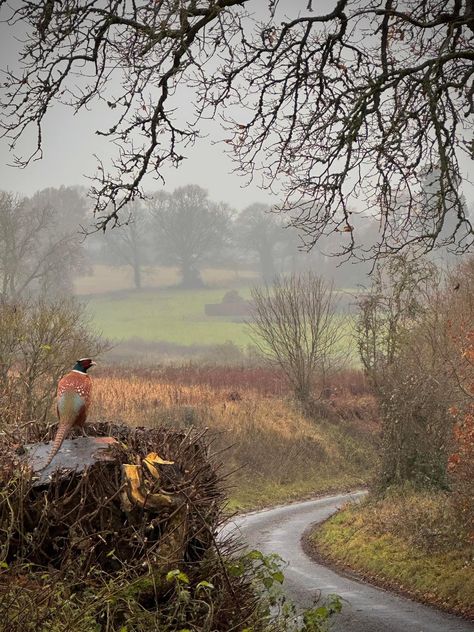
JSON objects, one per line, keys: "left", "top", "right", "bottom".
{"left": 73, "top": 358, "right": 97, "bottom": 373}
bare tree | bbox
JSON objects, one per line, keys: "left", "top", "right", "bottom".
{"left": 101, "top": 201, "right": 149, "bottom": 290}
{"left": 149, "top": 185, "right": 232, "bottom": 288}
{"left": 0, "top": 1, "right": 472, "bottom": 258}
{"left": 0, "top": 190, "right": 84, "bottom": 299}
{"left": 354, "top": 254, "right": 474, "bottom": 488}
{"left": 249, "top": 273, "right": 346, "bottom": 406}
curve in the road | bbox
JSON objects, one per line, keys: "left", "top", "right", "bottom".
{"left": 226, "top": 491, "right": 474, "bottom": 632}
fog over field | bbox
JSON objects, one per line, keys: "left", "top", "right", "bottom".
{"left": 1, "top": 0, "right": 471, "bottom": 286}
{"left": 0, "top": 0, "right": 470, "bottom": 355}
{"left": 0, "top": 1, "right": 375, "bottom": 355}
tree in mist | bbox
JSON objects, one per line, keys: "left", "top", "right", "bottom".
{"left": 0, "top": 188, "right": 85, "bottom": 299}
{"left": 249, "top": 273, "right": 345, "bottom": 407}
{"left": 149, "top": 185, "right": 232, "bottom": 288}
{"left": 1, "top": 1, "right": 472, "bottom": 259}
{"left": 29, "top": 186, "right": 88, "bottom": 234}
{"left": 234, "top": 203, "right": 285, "bottom": 281}
{"left": 101, "top": 201, "right": 149, "bottom": 290}
{"left": 355, "top": 254, "right": 464, "bottom": 488}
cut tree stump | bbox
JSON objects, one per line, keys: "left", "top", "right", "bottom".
{"left": 24, "top": 436, "right": 119, "bottom": 486}
{"left": 0, "top": 424, "right": 262, "bottom": 632}
{"left": 1, "top": 423, "right": 223, "bottom": 574}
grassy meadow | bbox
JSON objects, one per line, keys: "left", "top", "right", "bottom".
{"left": 74, "top": 264, "right": 258, "bottom": 295}
{"left": 75, "top": 265, "right": 357, "bottom": 357}
{"left": 76, "top": 265, "right": 255, "bottom": 348}
{"left": 86, "top": 286, "right": 253, "bottom": 346}
{"left": 90, "top": 365, "right": 378, "bottom": 510}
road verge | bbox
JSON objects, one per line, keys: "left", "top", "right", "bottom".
{"left": 303, "top": 497, "right": 474, "bottom": 621}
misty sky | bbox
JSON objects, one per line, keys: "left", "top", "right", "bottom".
{"left": 0, "top": 56, "right": 269, "bottom": 210}
{"left": 0, "top": 1, "right": 472, "bottom": 227}
{"left": 0, "top": 1, "right": 320, "bottom": 213}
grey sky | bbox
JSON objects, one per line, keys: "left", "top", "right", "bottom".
{"left": 0, "top": 1, "right": 315, "bottom": 211}
{"left": 0, "top": 1, "right": 472, "bottom": 227}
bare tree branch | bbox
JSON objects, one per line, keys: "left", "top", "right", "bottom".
{"left": 0, "top": 0, "right": 472, "bottom": 259}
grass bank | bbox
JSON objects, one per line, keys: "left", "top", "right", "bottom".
{"left": 91, "top": 366, "right": 378, "bottom": 511}
{"left": 308, "top": 488, "right": 474, "bottom": 618}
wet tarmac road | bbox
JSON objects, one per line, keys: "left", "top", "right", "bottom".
{"left": 227, "top": 492, "right": 474, "bottom": 632}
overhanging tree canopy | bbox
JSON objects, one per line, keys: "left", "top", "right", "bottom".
{"left": 0, "top": 0, "right": 472, "bottom": 258}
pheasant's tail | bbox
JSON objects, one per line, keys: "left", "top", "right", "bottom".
{"left": 42, "top": 422, "right": 71, "bottom": 470}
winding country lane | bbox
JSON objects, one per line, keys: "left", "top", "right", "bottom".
{"left": 226, "top": 492, "right": 474, "bottom": 632}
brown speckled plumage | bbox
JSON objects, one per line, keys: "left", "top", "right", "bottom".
{"left": 43, "top": 359, "right": 95, "bottom": 469}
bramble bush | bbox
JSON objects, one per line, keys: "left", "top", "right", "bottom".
{"left": 0, "top": 548, "right": 341, "bottom": 632}
{"left": 448, "top": 327, "right": 474, "bottom": 544}
{"left": 357, "top": 255, "right": 474, "bottom": 494}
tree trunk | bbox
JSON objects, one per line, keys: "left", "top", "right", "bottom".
{"left": 132, "top": 249, "right": 142, "bottom": 289}
{"left": 180, "top": 261, "right": 204, "bottom": 288}
{"left": 259, "top": 247, "right": 276, "bottom": 282}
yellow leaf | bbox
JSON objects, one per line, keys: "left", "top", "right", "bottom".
{"left": 143, "top": 452, "right": 174, "bottom": 481}
{"left": 145, "top": 452, "right": 174, "bottom": 465}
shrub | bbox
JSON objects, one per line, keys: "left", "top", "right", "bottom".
{"left": 356, "top": 255, "right": 473, "bottom": 490}
{"left": 448, "top": 328, "right": 474, "bottom": 543}
{"left": 0, "top": 296, "right": 107, "bottom": 440}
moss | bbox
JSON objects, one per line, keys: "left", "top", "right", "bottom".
{"left": 311, "top": 495, "right": 474, "bottom": 617}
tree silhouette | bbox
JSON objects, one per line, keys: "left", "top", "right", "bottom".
{"left": 101, "top": 201, "right": 149, "bottom": 290}
{"left": 0, "top": 1, "right": 472, "bottom": 258}
{"left": 0, "top": 188, "right": 86, "bottom": 298}
{"left": 149, "top": 185, "right": 232, "bottom": 288}
{"left": 234, "top": 203, "right": 285, "bottom": 281}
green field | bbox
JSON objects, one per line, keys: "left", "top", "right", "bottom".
{"left": 86, "top": 287, "right": 253, "bottom": 346}
{"left": 77, "top": 265, "right": 356, "bottom": 352}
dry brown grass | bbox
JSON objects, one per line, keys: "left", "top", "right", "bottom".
{"left": 92, "top": 372, "right": 324, "bottom": 444}
{"left": 91, "top": 366, "right": 378, "bottom": 509}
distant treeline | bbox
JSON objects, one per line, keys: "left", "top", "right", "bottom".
{"left": 85, "top": 183, "right": 378, "bottom": 290}
{"left": 0, "top": 183, "right": 462, "bottom": 299}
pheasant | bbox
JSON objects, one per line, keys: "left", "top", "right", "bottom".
{"left": 43, "top": 358, "right": 96, "bottom": 469}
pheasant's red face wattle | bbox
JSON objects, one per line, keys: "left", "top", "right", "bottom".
{"left": 76, "top": 358, "right": 97, "bottom": 372}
